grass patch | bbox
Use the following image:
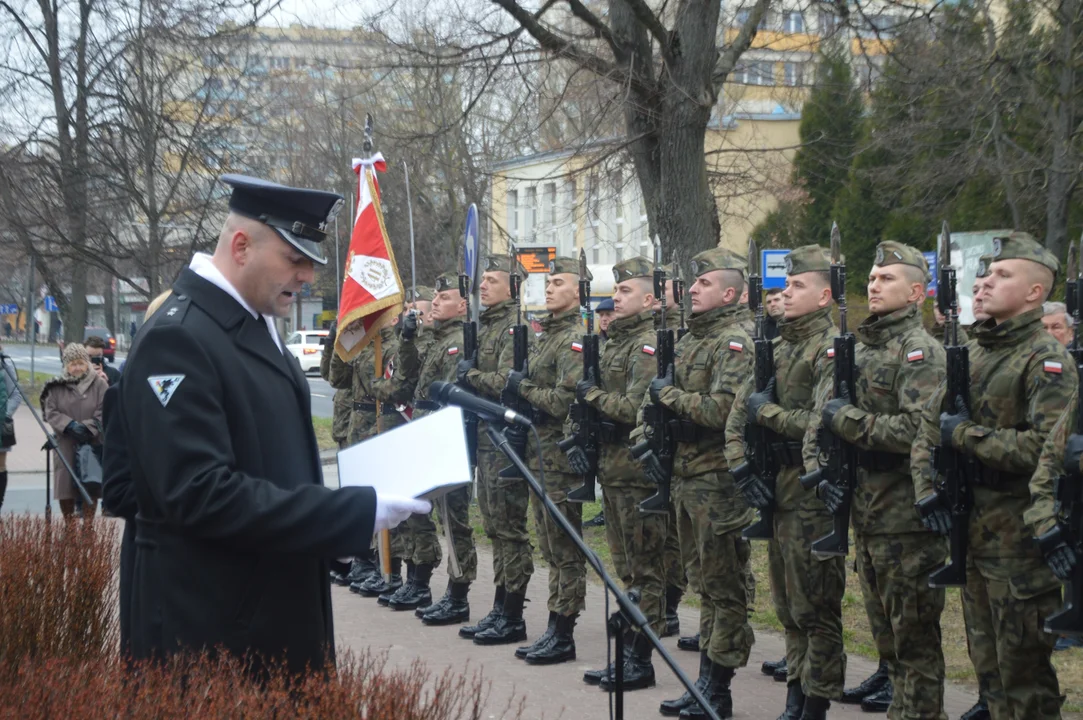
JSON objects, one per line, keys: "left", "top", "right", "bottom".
{"left": 312, "top": 417, "right": 336, "bottom": 450}
{"left": 14, "top": 370, "right": 52, "bottom": 407}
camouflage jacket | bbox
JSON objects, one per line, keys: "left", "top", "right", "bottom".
{"left": 371, "top": 325, "right": 419, "bottom": 433}
{"left": 931, "top": 321, "right": 968, "bottom": 346}
{"left": 816, "top": 303, "right": 947, "bottom": 535}
{"left": 330, "top": 338, "right": 378, "bottom": 441}
{"left": 725, "top": 307, "right": 836, "bottom": 512}
{"left": 738, "top": 306, "right": 755, "bottom": 338}
{"left": 1027, "top": 392, "right": 1078, "bottom": 537}
{"left": 517, "top": 308, "right": 581, "bottom": 475}
{"left": 586, "top": 310, "right": 657, "bottom": 488}
{"left": 320, "top": 333, "right": 352, "bottom": 442}
{"left": 912, "top": 308, "right": 1076, "bottom": 559}
{"left": 404, "top": 317, "right": 464, "bottom": 421}
{"left": 466, "top": 299, "right": 521, "bottom": 450}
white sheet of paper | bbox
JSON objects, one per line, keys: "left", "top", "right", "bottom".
{"left": 337, "top": 406, "right": 472, "bottom": 501}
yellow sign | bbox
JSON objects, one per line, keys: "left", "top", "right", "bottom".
{"left": 515, "top": 246, "right": 556, "bottom": 274}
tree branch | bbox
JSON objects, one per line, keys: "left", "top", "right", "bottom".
{"left": 615, "top": 0, "right": 669, "bottom": 53}
{"left": 712, "top": 0, "right": 771, "bottom": 88}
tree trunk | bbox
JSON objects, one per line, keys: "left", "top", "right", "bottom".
{"left": 1044, "top": 0, "right": 1080, "bottom": 260}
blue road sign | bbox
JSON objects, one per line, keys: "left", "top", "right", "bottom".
{"left": 924, "top": 251, "right": 938, "bottom": 297}
{"left": 44, "top": 296, "right": 58, "bottom": 312}
{"left": 0, "top": 304, "right": 17, "bottom": 315}
{"left": 463, "top": 204, "right": 479, "bottom": 282}
{"left": 762, "top": 249, "right": 790, "bottom": 290}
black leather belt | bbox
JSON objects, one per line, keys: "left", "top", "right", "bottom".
{"left": 414, "top": 400, "right": 441, "bottom": 412}
{"left": 856, "top": 450, "right": 908, "bottom": 472}
{"left": 381, "top": 404, "right": 405, "bottom": 416}
{"left": 598, "top": 420, "right": 634, "bottom": 444}
{"left": 671, "top": 420, "right": 702, "bottom": 443}
{"left": 770, "top": 441, "right": 804, "bottom": 467}
{"left": 353, "top": 401, "right": 377, "bottom": 413}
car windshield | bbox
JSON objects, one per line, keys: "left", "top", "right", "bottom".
{"left": 286, "top": 332, "right": 302, "bottom": 345}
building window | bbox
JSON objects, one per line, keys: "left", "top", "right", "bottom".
{"left": 524, "top": 186, "right": 537, "bottom": 238}
{"left": 544, "top": 182, "right": 557, "bottom": 227}
{"left": 506, "top": 189, "right": 518, "bottom": 237}
{"left": 819, "top": 11, "right": 840, "bottom": 35}
{"left": 615, "top": 245, "right": 624, "bottom": 263}
{"left": 734, "top": 9, "right": 749, "bottom": 27}
{"left": 784, "top": 62, "right": 805, "bottom": 87}
{"left": 783, "top": 12, "right": 804, "bottom": 33}
{"left": 735, "top": 61, "right": 775, "bottom": 86}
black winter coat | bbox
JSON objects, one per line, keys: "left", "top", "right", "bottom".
{"left": 117, "top": 269, "right": 375, "bottom": 674}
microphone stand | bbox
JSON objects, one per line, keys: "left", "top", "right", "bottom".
{"left": 484, "top": 424, "right": 721, "bottom": 720}
{"left": 0, "top": 352, "right": 94, "bottom": 519}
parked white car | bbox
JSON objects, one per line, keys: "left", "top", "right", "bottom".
{"left": 286, "top": 330, "right": 330, "bottom": 374}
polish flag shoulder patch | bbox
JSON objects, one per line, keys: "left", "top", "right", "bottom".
{"left": 826, "top": 348, "right": 836, "bottom": 359}
{"left": 447, "top": 347, "right": 459, "bottom": 355}
{"left": 508, "top": 328, "right": 515, "bottom": 335}
{"left": 728, "top": 340, "right": 744, "bottom": 353}
{"left": 907, "top": 349, "right": 924, "bottom": 363}
{"left": 643, "top": 345, "right": 656, "bottom": 355}
{"left": 571, "top": 342, "right": 583, "bottom": 353}
{"left": 1044, "top": 360, "right": 1063, "bottom": 374}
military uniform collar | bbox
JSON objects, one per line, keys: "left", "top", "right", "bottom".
{"left": 541, "top": 307, "right": 581, "bottom": 330}
{"left": 855, "top": 303, "right": 921, "bottom": 346}
{"left": 379, "top": 324, "right": 396, "bottom": 342}
{"left": 608, "top": 310, "right": 654, "bottom": 339}
{"left": 778, "top": 306, "right": 833, "bottom": 342}
{"left": 186, "top": 254, "right": 282, "bottom": 352}
{"left": 688, "top": 302, "right": 742, "bottom": 337}
{"left": 972, "top": 306, "right": 1044, "bottom": 348}
{"left": 481, "top": 299, "right": 515, "bottom": 319}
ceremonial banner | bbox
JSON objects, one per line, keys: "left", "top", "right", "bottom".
{"left": 335, "top": 152, "right": 405, "bottom": 361}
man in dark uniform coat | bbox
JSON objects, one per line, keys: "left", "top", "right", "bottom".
{"left": 117, "top": 175, "right": 428, "bottom": 675}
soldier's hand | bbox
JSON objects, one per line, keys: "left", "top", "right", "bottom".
{"left": 638, "top": 449, "right": 667, "bottom": 486}
{"left": 648, "top": 363, "right": 674, "bottom": 405}
{"left": 736, "top": 473, "right": 774, "bottom": 510}
{"left": 564, "top": 441, "right": 591, "bottom": 474}
{"left": 939, "top": 396, "right": 970, "bottom": 448}
{"left": 915, "top": 493, "right": 952, "bottom": 536}
{"left": 1038, "top": 526, "right": 1077, "bottom": 581}
{"left": 456, "top": 358, "right": 476, "bottom": 388}
{"left": 505, "top": 369, "right": 526, "bottom": 399}
{"left": 1064, "top": 434, "right": 1083, "bottom": 475}
{"left": 576, "top": 367, "right": 598, "bottom": 403}
{"left": 327, "top": 321, "right": 337, "bottom": 343}
{"left": 746, "top": 378, "right": 777, "bottom": 422}
{"left": 401, "top": 310, "right": 419, "bottom": 341}
{"left": 816, "top": 478, "right": 846, "bottom": 515}
{"left": 821, "top": 381, "right": 852, "bottom": 431}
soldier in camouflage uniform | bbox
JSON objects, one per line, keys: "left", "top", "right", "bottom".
{"left": 399, "top": 274, "right": 479, "bottom": 626}
{"left": 571, "top": 256, "right": 665, "bottom": 691}
{"left": 457, "top": 255, "right": 534, "bottom": 645}
{"left": 913, "top": 232, "right": 1072, "bottom": 720}
{"left": 725, "top": 245, "right": 844, "bottom": 720}
{"left": 319, "top": 322, "right": 352, "bottom": 450}
{"left": 502, "top": 256, "right": 589, "bottom": 665}
{"left": 646, "top": 248, "right": 755, "bottom": 719}
{"left": 812, "top": 242, "right": 948, "bottom": 718}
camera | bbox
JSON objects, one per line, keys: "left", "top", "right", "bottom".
{"left": 90, "top": 356, "right": 104, "bottom": 367}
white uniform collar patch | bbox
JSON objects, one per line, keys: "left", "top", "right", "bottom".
{"left": 148, "top": 375, "right": 185, "bottom": 407}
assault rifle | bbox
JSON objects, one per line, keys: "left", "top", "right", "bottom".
{"left": 1042, "top": 234, "right": 1083, "bottom": 633}
{"left": 916, "top": 220, "right": 972, "bottom": 587}
{"left": 674, "top": 262, "right": 687, "bottom": 340}
{"left": 799, "top": 223, "right": 858, "bottom": 557}
{"left": 561, "top": 250, "right": 601, "bottom": 503}
{"left": 499, "top": 257, "right": 531, "bottom": 478}
{"left": 458, "top": 206, "right": 481, "bottom": 470}
{"left": 733, "top": 238, "right": 782, "bottom": 540}
{"left": 631, "top": 238, "right": 678, "bottom": 515}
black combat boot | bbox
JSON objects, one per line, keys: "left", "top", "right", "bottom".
{"left": 678, "top": 632, "right": 701, "bottom": 652}
{"left": 516, "top": 611, "right": 556, "bottom": 659}
{"left": 599, "top": 632, "right": 655, "bottom": 692}
{"left": 352, "top": 557, "right": 401, "bottom": 596}
{"left": 473, "top": 591, "right": 527, "bottom": 645}
{"left": 664, "top": 585, "right": 682, "bottom": 637}
{"left": 423, "top": 581, "right": 471, "bottom": 625}
{"left": 583, "top": 630, "right": 631, "bottom": 685}
{"left": 459, "top": 586, "right": 504, "bottom": 639}
{"left": 417, "top": 581, "right": 450, "bottom": 618}
{"left": 389, "top": 563, "right": 433, "bottom": 611}
{"left": 526, "top": 613, "right": 577, "bottom": 665}
{"left": 659, "top": 650, "right": 711, "bottom": 716}
{"left": 679, "top": 661, "right": 735, "bottom": 719}
{"left": 774, "top": 663, "right": 789, "bottom": 682}
{"left": 345, "top": 553, "right": 377, "bottom": 585}
{"left": 960, "top": 699, "right": 990, "bottom": 720}
{"left": 799, "top": 694, "right": 829, "bottom": 720}
{"left": 860, "top": 680, "right": 892, "bottom": 713}
{"left": 584, "top": 510, "right": 605, "bottom": 527}
{"left": 762, "top": 657, "right": 786, "bottom": 676}
{"left": 841, "top": 659, "right": 889, "bottom": 704}
{"left": 381, "top": 561, "right": 415, "bottom": 606}
{"left": 777, "top": 681, "right": 805, "bottom": 720}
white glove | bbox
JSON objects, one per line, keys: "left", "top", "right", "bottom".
{"left": 374, "top": 494, "right": 431, "bottom": 532}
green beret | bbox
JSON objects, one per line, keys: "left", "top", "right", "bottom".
{"left": 689, "top": 247, "right": 746, "bottom": 278}
{"left": 405, "top": 285, "right": 434, "bottom": 302}
{"left": 613, "top": 256, "right": 653, "bottom": 283}
{"left": 975, "top": 254, "right": 993, "bottom": 279}
{"left": 990, "top": 231, "right": 1059, "bottom": 276}
{"left": 482, "top": 254, "right": 529, "bottom": 277}
{"left": 548, "top": 256, "right": 592, "bottom": 280}
{"left": 784, "top": 245, "right": 832, "bottom": 275}
{"left": 874, "top": 241, "right": 930, "bottom": 281}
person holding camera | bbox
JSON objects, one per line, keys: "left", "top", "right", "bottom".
{"left": 41, "top": 343, "right": 108, "bottom": 518}
{"left": 85, "top": 336, "right": 120, "bottom": 386}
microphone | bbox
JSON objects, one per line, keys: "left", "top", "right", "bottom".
{"left": 429, "top": 381, "right": 533, "bottom": 427}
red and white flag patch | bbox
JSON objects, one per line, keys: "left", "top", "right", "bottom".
{"left": 448, "top": 347, "right": 459, "bottom": 356}
{"left": 907, "top": 349, "right": 924, "bottom": 363}
{"left": 1044, "top": 360, "right": 1063, "bottom": 374}
{"left": 643, "top": 345, "right": 656, "bottom": 355}
{"left": 571, "top": 342, "right": 583, "bottom": 353}
{"left": 826, "top": 348, "right": 835, "bottom": 359}
{"left": 729, "top": 341, "right": 744, "bottom": 353}
{"left": 508, "top": 328, "right": 515, "bottom": 335}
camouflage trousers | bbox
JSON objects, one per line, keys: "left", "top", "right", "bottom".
{"left": 855, "top": 532, "right": 947, "bottom": 720}
{"left": 665, "top": 503, "right": 687, "bottom": 593}
{"left": 767, "top": 538, "right": 791, "bottom": 629}
{"left": 602, "top": 484, "right": 667, "bottom": 636}
{"left": 529, "top": 475, "right": 586, "bottom": 616}
{"left": 404, "top": 510, "right": 441, "bottom": 566}
{"left": 674, "top": 482, "right": 754, "bottom": 668}
{"left": 346, "top": 411, "right": 377, "bottom": 445}
{"left": 389, "top": 526, "right": 408, "bottom": 560}
{"left": 962, "top": 556, "right": 1063, "bottom": 720}
{"left": 434, "top": 485, "right": 477, "bottom": 583}
{"left": 771, "top": 508, "right": 846, "bottom": 699}
{"left": 476, "top": 447, "right": 533, "bottom": 594}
